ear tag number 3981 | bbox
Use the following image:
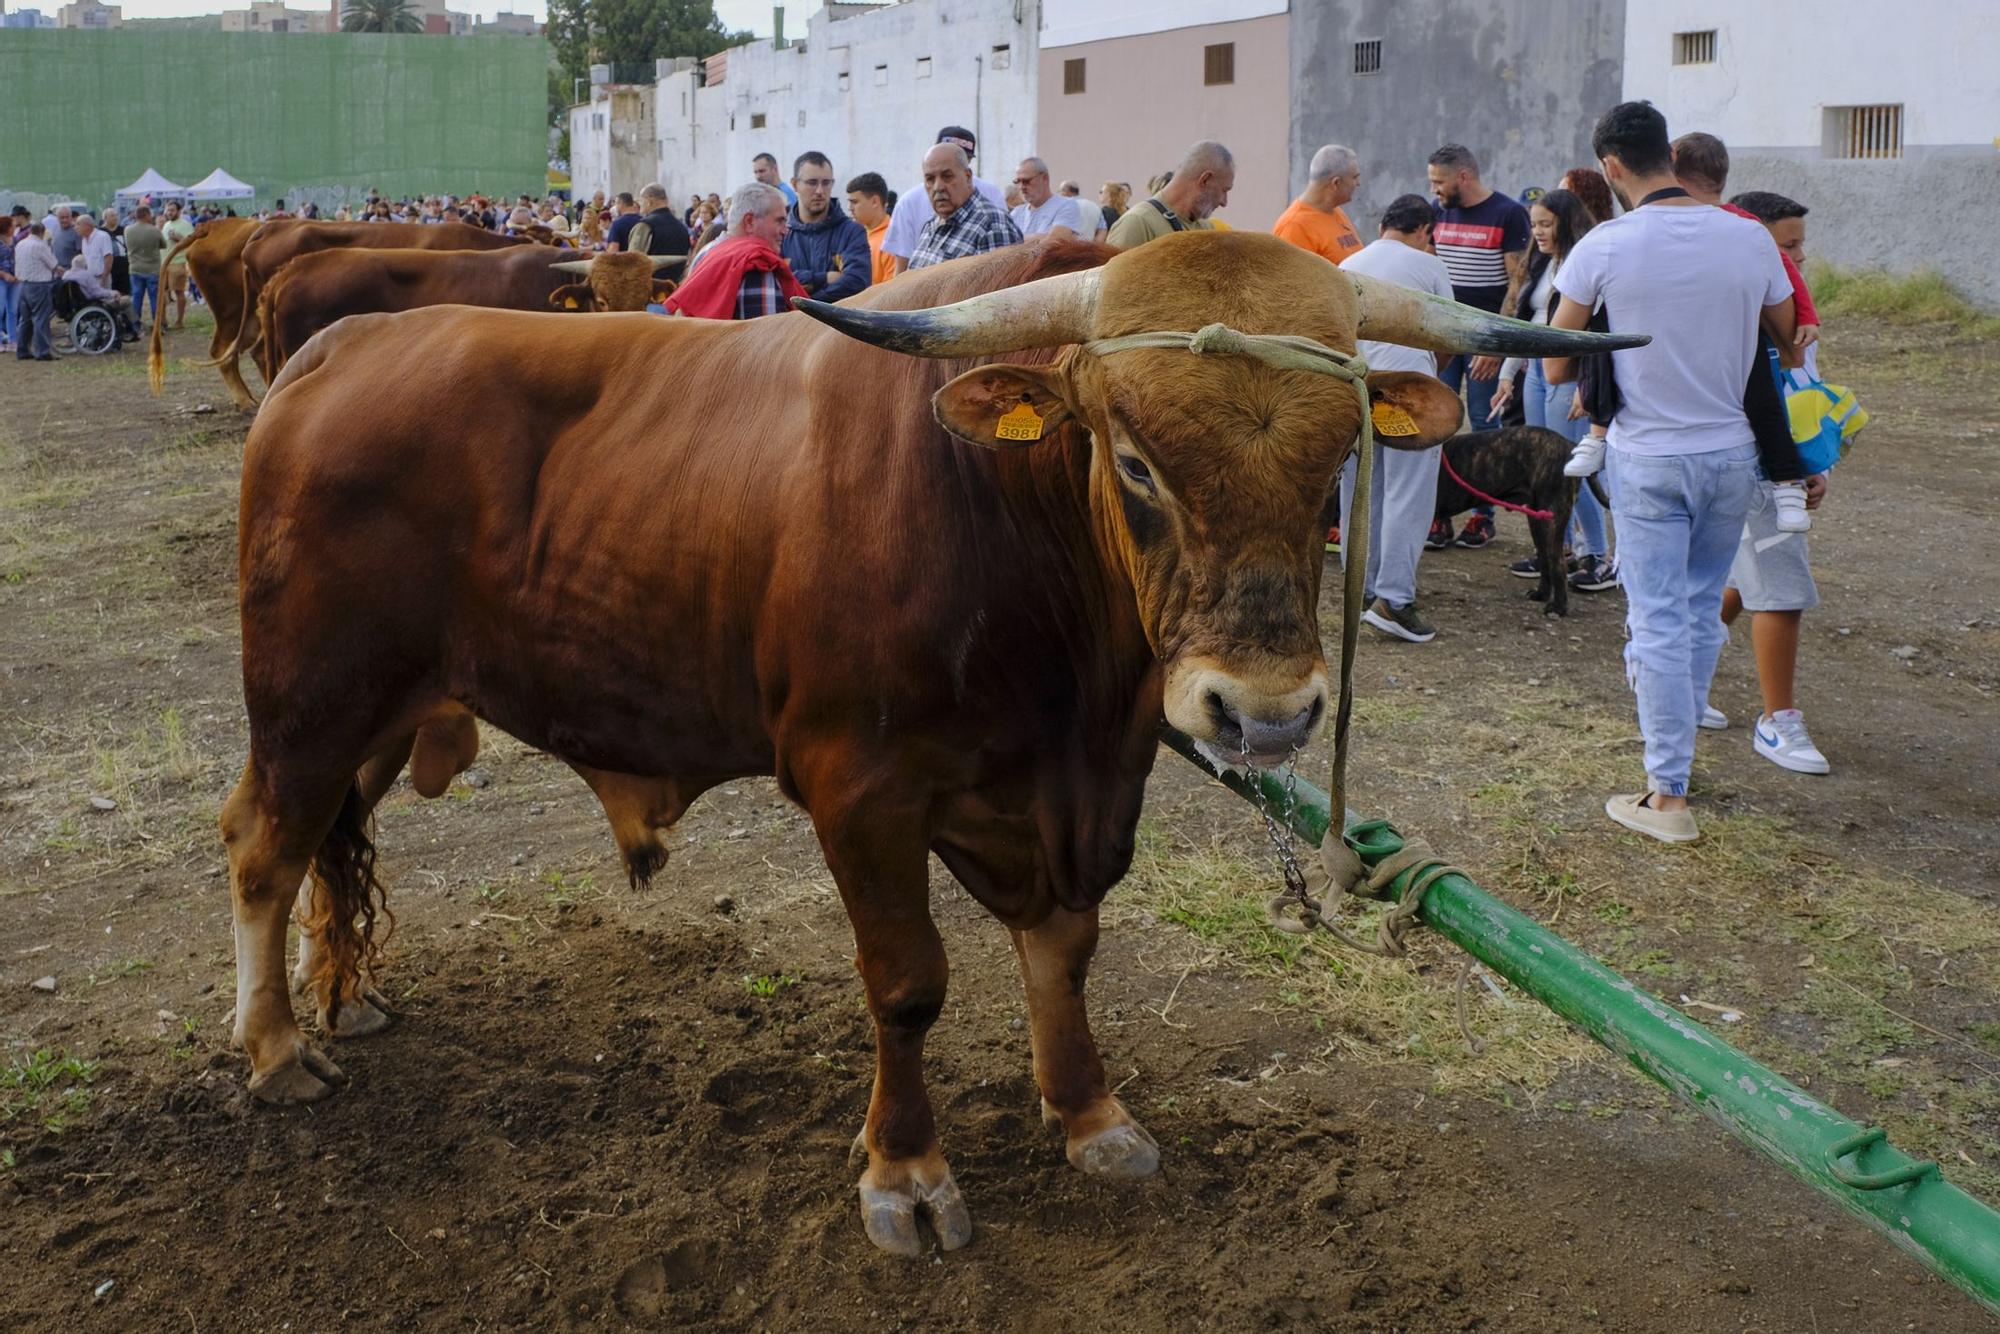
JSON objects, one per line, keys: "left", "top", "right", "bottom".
{"left": 995, "top": 402, "right": 1046, "bottom": 442}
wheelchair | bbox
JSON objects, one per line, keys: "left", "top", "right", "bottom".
{"left": 53, "top": 277, "right": 129, "bottom": 356}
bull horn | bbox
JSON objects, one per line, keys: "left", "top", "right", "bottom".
{"left": 651, "top": 254, "right": 686, "bottom": 270}
{"left": 552, "top": 259, "right": 594, "bottom": 274}
{"left": 1345, "top": 267, "right": 1649, "bottom": 357}
{"left": 791, "top": 269, "right": 1102, "bottom": 357}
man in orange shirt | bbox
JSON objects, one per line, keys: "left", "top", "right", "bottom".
{"left": 1272, "top": 144, "right": 1363, "bottom": 265}
{"left": 845, "top": 171, "right": 898, "bottom": 287}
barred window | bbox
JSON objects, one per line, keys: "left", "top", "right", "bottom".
{"left": 1673, "top": 30, "right": 1716, "bottom": 64}
{"left": 1203, "top": 43, "right": 1234, "bottom": 86}
{"left": 1353, "top": 39, "right": 1382, "bottom": 76}
{"left": 1824, "top": 104, "right": 1903, "bottom": 159}
{"left": 1063, "top": 57, "right": 1085, "bottom": 95}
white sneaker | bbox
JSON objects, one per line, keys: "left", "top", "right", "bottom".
{"left": 1699, "top": 705, "right": 1729, "bottom": 731}
{"left": 1771, "top": 481, "right": 1811, "bottom": 533}
{"left": 1753, "top": 709, "right": 1830, "bottom": 774}
{"left": 1563, "top": 436, "right": 1607, "bottom": 478}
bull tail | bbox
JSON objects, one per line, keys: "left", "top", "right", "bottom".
{"left": 254, "top": 273, "right": 284, "bottom": 385}
{"left": 147, "top": 232, "right": 201, "bottom": 395}
{"left": 303, "top": 783, "right": 394, "bottom": 1029}
{"left": 1587, "top": 474, "right": 1610, "bottom": 509}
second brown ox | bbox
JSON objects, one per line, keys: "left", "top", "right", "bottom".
{"left": 254, "top": 248, "right": 680, "bottom": 381}
{"left": 224, "top": 232, "right": 1642, "bottom": 1256}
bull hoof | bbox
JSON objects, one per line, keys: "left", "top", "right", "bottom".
{"left": 247, "top": 1043, "right": 346, "bottom": 1105}
{"left": 1069, "top": 1121, "right": 1161, "bottom": 1180}
{"left": 853, "top": 1136, "right": 972, "bottom": 1256}
{"left": 322, "top": 989, "right": 394, "bottom": 1039}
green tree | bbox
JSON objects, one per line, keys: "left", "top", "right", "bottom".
{"left": 341, "top": 0, "right": 422, "bottom": 33}
{"left": 549, "top": 0, "right": 749, "bottom": 102}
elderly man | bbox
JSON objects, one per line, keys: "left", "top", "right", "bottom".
{"left": 781, "top": 152, "right": 871, "bottom": 301}
{"left": 47, "top": 207, "right": 83, "bottom": 270}
{"left": 906, "top": 143, "right": 1022, "bottom": 271}
{"left": 77, "top": 214, "right": 115, "bottom": 290}
{"left": 665, "top": 181, "right": 806, "bottom": 320}
{"left": 1009, "top": 156, "right": 1087, "bottom": 242}
{"left": 1106, "top": 141, "right": 1235, "bottom": 248}
{"left": 883, "top": 125, "right": 1007, "bottom": 274}
{"left": 1273, "top": 144, "right": 1364, "bottom": 265}
{"left": 65, "top": 252, "right": 140, "bottom": 341}
{"left": 13, "top": 222, "right": 61, "bottom": 360}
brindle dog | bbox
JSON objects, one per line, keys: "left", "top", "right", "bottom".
{"left": 1433, "top": 426, "right": 1611, "bottom": 616}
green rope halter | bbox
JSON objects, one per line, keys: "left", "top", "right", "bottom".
{"left": 1080, "top": 323, "right": 1377, "bottom": 894}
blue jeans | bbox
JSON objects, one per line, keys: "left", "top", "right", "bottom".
{"left": 1523, "top": 362, "right": 1608, "bottom": 559}
{"left": 1607, "top": 444, "right": 1758, "bottom": 797}
{"left": 1439, "top": 355, "right": 1496, "bottom": 520}
{"left": 0, "top": 278, "right": 18, "bottom": 343}
{"left": 130, "top": 272, "right": 159, "bottom": 326}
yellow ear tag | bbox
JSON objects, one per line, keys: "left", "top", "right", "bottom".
{"left": 995, "top": 401, "right": 1046, "bottom": 442}
{"left": 1371, "top": 400, "right": 1419, "bottom": 436}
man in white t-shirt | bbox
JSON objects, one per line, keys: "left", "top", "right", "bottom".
{"left": 1545, "top": 101, "right": 1795, "bottom": 844}
{"left": 1008, "top": 156, "right": 1084, "bottom": 241}
{"left": 1337, "top": 193, "right": 1457, "bottom": 644}
{"left": 883, "top": 125, "right": 1005, "bottom": 273}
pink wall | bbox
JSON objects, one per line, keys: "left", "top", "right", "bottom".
{"left": 1035, "top": 14, "right": 1291, "bottom": 232}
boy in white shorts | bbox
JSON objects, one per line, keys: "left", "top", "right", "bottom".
{"left": 1715, "top": 191, "right": 1830, "bottom": 774}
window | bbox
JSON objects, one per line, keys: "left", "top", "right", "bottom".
{"left": 1353, "top": 39, "right": 1382, "bottom": 76}
{"left": 991, "top": 43, "right": 1010, "bottom": 71}
{"left": 750, "top": 112, "right": 766, "bottom": 129}
{"left": 916, "top": 56, "right": 932, "bottom": 78}
{"left": 1203, "top": 42, "right": 1234, "bottom": 86}
{"left": 838, "top": 71, "right": 849, "bottom": 91}
{"left": 873, "top": 63, "right": 888, "bottom": 86}
{"left": 592, "top": 113, "right": 604, "bottom": 131}
{"left": 797, "top": 109, "right": 806, "bottom": 127}
{"left": 1825, "top": 103, "right": 1903, "bottom": 159}
{"left": 1672, "top": 29, "right": 1716, "bottom": 64}
{"left": 1063, "top": 57, "right": 1085, "bottom": 95}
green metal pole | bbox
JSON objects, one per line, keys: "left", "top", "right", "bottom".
{"left": 1162, "top": 727, "right": 2000, "bottom": 1317}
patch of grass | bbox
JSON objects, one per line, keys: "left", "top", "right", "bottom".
{"left": 743, "top": 972, "right": 802, "bottom": 998}
{"left": 1808, "top": 264, "right": 2000, "bottom": 339}
{"left": 1, "top": 1049, "right": 101, "bottom": 1133}
{"left": 542, "top": 869, "right": 597, "bottom": 912}
{"left": 1111, "top": 817, "right": 1601, "bottom": 1097}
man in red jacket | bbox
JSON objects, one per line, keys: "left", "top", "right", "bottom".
{"left": 665, "top": 182, "right": 806, "bottom": 320}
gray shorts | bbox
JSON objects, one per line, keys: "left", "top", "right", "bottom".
{"left": 1726, "top": 482, "right": 1819, "bottom": 611}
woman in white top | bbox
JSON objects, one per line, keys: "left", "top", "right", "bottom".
{"left": 1488, "top": 188, "right": 1612, "bottom": 588}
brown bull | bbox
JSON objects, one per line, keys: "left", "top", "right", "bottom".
{"left": 147, "top": 217, "right": 260, "bottom": 406}
{"left": 254, "top": 248, "right": 678, "bottom": 382}
{"left": 224, "top": 233, "right": 1640, "bottom": 1255}
{"left": 222, "top": 220, "right": 529, "bottom": 406}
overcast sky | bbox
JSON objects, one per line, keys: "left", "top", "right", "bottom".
{"left": 111, "top": 0, "right": 822, "bottom": 31}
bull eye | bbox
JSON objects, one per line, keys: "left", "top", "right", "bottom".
{"left": 1116, "top": 452, "right": 1157, "bottom": 496}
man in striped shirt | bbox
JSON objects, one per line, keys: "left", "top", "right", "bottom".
{"left": 1426, "top": 143, "right": 1530, "bottom": 549}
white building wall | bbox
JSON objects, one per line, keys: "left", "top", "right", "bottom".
{"left": 568, "top": 84, "right": 657, "bottom": 202}
{"left": 1040, "top": 0, "right": 1284, "bottom": 49}
{"left": 656, "top": 0, "right": 1037, "bottom": 210}
{"left": 1624, "top": 0, "right": 2000, "bottom": 151}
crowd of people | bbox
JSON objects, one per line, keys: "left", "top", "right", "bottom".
{"left": 0, "top": 99, "right": 1839, "bottom": 846}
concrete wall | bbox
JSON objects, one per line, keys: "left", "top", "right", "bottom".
{"left": 1036, "top": 13, "right": 1292, "bottom": 231}
{"left": 568, "top": 83, "right": 657, "bottom": 202}
{"left": 1625, "top": 0, "right": 2000, "bottom": 151}
{"left": 1290, "top": 0, "right": 1624, "bottom": 237}
{"left": 645, "top": 0, "right": 1037, "bottom": 210}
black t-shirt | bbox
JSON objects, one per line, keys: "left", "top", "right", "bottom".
{"left": 636, "top": 208, "right": 692, "bottom": 256}
{"left": 1432, "top": 192, "right": 1530, "bottom": 312}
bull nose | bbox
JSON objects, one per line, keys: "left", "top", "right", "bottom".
{"left": 1205, "top": 691, "right": 1323, "bottom": 763}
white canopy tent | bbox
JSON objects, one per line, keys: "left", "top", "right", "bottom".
{"left": 187, "top": 168, "right": 255, "bottom": 202}
{"left": 113, "top": 167, "right": 187, "bottom": 204}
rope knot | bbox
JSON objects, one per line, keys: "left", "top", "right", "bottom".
{"left": 1188, "top": 323, "right": 1250, "bottom": 357}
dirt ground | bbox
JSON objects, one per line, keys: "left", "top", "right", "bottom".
{"left": 2, "top": 310, "right": 1996, "bottom": 1332}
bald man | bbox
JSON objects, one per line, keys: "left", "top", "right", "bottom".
{"left": 1273, "top": 144, "right": 1363, "bottom": 264}
{"left": 1106, "top": 140, "right": 1235, "bottom": 249}
{"left": 904, "top": 143, "right": 1022, "bottom": 270}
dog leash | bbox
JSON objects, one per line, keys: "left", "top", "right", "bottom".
{"left": 1436, "top": 448, "right": 1555, "bottom": 523}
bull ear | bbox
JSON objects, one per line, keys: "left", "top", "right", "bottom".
{"left": 549, "top": 282, "right": 591, "bottom": 311}
{"left": 932, "top": 363, "right": 1076, "bottom": 450}
{"left": 1363, "top": 371, "right": 1465, "bottom": 450}
{"left": 651, "top": 280, "right": 677, "bottom": 305}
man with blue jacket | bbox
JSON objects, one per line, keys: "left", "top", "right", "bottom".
{"left": 780, "top": 151, "right": 872, "bottom": 302}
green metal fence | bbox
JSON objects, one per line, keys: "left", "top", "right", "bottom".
{"left": 0, "top": 31, "right": 549, "bottom": 213}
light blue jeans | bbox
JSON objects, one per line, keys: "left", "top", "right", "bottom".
{"left": 1607, "top": 444, "right": 1758, "bottom": 798}
{"left": 1339, "top": 442, "right": 1442, "bottom": 608}
{"left": 1523, "top": 361, "right": 1607, "bottom": 559}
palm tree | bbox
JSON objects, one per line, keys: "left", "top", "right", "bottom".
{"left": 341, "top": 0, "right": 422, "bottom": 33}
